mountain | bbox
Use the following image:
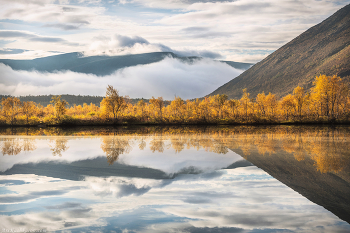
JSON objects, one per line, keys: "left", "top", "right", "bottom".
{"left": 0, "top": 52, "right": 253, "bottom": 76}
{"left": 210, "top": 4, "right": 350, "bottom": 99}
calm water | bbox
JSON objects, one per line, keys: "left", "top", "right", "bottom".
{"left": 0, "top": 126, "right": 349, "bottom": 233}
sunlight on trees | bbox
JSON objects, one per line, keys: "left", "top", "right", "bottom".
{"left": 0, "top": 74, "right": 349, "bottom": 126}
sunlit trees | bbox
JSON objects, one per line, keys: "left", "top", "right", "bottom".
{"left": 311, "top": 75, "right": 347, "bottom": 120}
{"left": 226, "top": 99, "right": 239, "bottom": 119}
{"left": 150, "top": 97, "right": 164, "bottom": 120}
{"left": 293, "top": 86, "right": 305, "bottom": 120}
{"left": 168, "top": 97, "right": 185, "bottom": 122}
{"left": 240, "top": 89, "right": 251, "bottom": 120}
{"left": 256, "top": 92, "right": 267, "bottom": 116}
{"left": 21, "top": 101, "right": 36, "bottom": 124}
{"left": 50, "top": 95, "right": 68, "bottom": 120}
{"left": 213, "top": 94, "right": 228, "bottom": 118}
{"left": 1, "top": 97, "right": 21, "bottom": 124}
{"left": 0, "top": 74, "right": 349, "bottom": 126}
{"left": 102, "top": 85, "right": 126, "bottom": 119}
{"left": 265, "top": 93, "right": 278, "bottom": 118}
{"left": 137, "top": 99, "right": 146, "bottom": 120}
{"left": 280, "top": 94, "right": 296, "bottom": 120}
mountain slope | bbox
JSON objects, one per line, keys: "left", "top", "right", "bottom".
{"left": 210, "top": 4, "right": 350, "bottom": 99}
{"left": 0, "top": 52, "right": 253, "bottom": 76}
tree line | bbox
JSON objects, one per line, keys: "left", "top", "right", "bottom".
{"left": 0, "top": 74, "right": 349, "bottom": 126}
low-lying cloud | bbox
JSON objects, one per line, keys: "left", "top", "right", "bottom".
{"left": 86, "top": 34, "right": 222, "bottom": 59}
{"left": 0, "top": 57, "right": 242, "bottom": 99}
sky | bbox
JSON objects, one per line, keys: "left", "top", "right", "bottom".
{"left": 0, "top": 0, "right": 349, "bottom": 98}
{"left": 1, "top": 0, "right": 349, "bottom": 63}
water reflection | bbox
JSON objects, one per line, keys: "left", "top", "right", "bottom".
{"left": 0, "top": 126, "right": 349, "bottom": 232}
{"left": 1, "top": 138, "right": 36, "bottom": 156}
{"left": 101, "top": 137, "right": 132, "bottom": 165}
{"left": 1, "top": 126, "right": 349, "bottom": 174}
{"left": 49, "top": 138, "right": 69, "bottom": 157}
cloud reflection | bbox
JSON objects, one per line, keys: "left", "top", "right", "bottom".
{"left": 0, "top": 167, "right": 349, "bottom": 232}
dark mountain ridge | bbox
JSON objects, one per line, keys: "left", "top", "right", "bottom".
{"left": 210, "top": 4, "right": 350, "bottom": 99}
{"left": 0, "top": 52, "right": 253, "bottom": 76}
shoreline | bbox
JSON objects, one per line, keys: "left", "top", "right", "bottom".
{"left": 1, "top": 120, "right": 350, "bottom": 128}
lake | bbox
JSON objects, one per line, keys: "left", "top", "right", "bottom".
{"left": 0, "top": 126, "right": 349, "bottom": 233}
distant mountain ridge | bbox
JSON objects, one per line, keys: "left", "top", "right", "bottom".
{"left": 210, "top": 4, "right": 350, "bottom": 99}
{"left": 0, "top": 95, "right": 151, "bottom": 107}
{"left": 0, "top": 52, "right": 253, "bottom": 76}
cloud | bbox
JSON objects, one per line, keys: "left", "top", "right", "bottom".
{"left": 181, "top": 27, "right": 232, "bottom": 39}
{"left": 85, "top": 34, "right": 222, "bottom": 59}
{"left": 116, "top": 34, "right": 150, "bottom": 47}
{"left": 84, "top": 176, "right": 166, "bottom": 198}
{"left": 0, "top": 31, "right": 32, "bottom": 38}
{"left": 0, "top": 0, "right": 52, "bottom": 5}
{"left": 0, "top": 50, "right": 62, "bottom": 59}
{"left": 1, "top": 0, "right": 347, "bottom": 63}
{"left": 0, "top": 57, "right": 241, "bottom": 99}
{"left": 0, "top": 30, "right": 79, "bottom": 46}
{"left": 182, "top": 226, "right": 244, "bottom": 233}
{"left": 130, "top": 0, "right": 237, "bottom": 9}
{"left": 43, "top": 23, "right": 81, "bottom": 30}
{"left": 1, "top": 167, "right": 349, "bottom": 232}
{"left": 0, "top": 189, "right": 69, "bottom": 204}
{"left": 45, "top": 202, "right": 83, "bottom": 209}
{"left": 0, "top": 48, "right": 28, "bottom": 54}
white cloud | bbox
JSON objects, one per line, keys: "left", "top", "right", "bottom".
{"left": 84, "top": 34, "right": 222, "bottom": 58}
{"left": 0, "top": 57, "right": 242, "bottom": 99}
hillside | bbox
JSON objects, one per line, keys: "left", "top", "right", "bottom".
{"left": 0, "top": 52, "right": 253, "bottom": 76}
{"left": 210, "top": 4, "right": 350, "bottom": 99}
{"left": 0, "top": 95, "right": 151, "bottom": 107}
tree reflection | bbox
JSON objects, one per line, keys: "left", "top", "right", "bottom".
{"left": 1, "top": 138, "right": 22, "bottom": 155}
{"left": 22, "top": 138, "right": 36, "bottom": 152}
{"left": 1, "top": 126, "right": 348, "bottom": 174}
{"left": 215, "top": 127, "right": 350, "bottom": 174}
{"left": 138, "top": 138, "right": 146, "bottom": 150}
{"left": 1, "top": 138, "right": 36, "bottom": 155}
{"left": 101, "top": 137, "right": 131, "bottom": 165}
{"left": 149, "top": 138, "right": 164, "bottom": 153}
{"left": 50, "top": 138, "right": 69, "bottom": 157}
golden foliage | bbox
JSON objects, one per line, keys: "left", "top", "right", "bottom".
{"left": 0, "top": 74, "right": 349, "bottom": 125}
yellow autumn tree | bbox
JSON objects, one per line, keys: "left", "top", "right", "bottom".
{"left": 150, "top": 97, "right": 164, "bottom": 120}
{"left": 101, "top": 85, "right": 126, "bottom": 119}
{"left": 311, "top": 74, "right": 346, "bottom": 120}
{"left": 293, "top": 86, "right": 305, "bottom": 120}
{"left": 50, "top": 95, "right": 68, "bottom": 120}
